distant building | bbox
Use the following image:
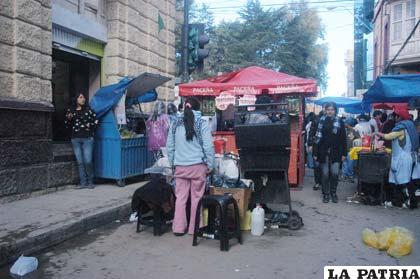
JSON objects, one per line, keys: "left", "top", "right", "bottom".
{"left": 345, "top": 49, "right": 355, "bottom": 97}
{"left": 0, "top": 0, "right": 176, "bottom": 198}
{"left": 373, "top": 0, "right": 420, "bottom": 77}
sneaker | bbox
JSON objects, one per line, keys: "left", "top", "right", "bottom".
{"left": 402, "top": 200, "right": 410, "bottom": 209}
{"left": 313, "top": 184, "right": 320, "bottom": 191}
{"left": 384, "top": 201, "right": 393, "bottom": 207}
{"left": 331, "top": 193, "right": 338, "bottom": 203}
{"left": 323, "top": 195, "right": 330, "bottom": 203}
{"left": 76, "top": 184, "right": 88, "bottom": 189}
{"left": 129, "top": 212, "right": 138, "bottom": 222}
{"left": 86, "top": 184, "right": 95, "bottom": 189}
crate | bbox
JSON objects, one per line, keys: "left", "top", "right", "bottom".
{"left": 357, "top": 152, "right": 390, "bottom": 183}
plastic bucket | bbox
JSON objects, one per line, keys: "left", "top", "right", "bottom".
{"left": 213, "top": 139, "right": 226, "bottom": 154}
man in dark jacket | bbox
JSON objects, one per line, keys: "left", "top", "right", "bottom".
{"left": 313, "top": 102, "right": 347, "bottom": 203}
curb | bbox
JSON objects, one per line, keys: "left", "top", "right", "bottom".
{"left": 0, "top": 201, "right": 131, "bottom": 267}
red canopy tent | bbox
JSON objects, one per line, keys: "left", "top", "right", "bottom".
{"left": 179, "top": 66, "right": 317, "bottom": 96}
{"left": 372, "top": 103, "right": 408, "bottom": 110}
{"left": 179, "top": 66, "right": 318, "bottom": 187}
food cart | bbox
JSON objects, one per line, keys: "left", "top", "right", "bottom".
{"left": 91, "top": 73, "right": 171, "bottom": 186}
{"left": 179, "top": 66, "right": 317, "bottom": 186}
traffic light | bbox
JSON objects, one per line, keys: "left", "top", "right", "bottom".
{"left": 187, "top": 23, "right": 210, "bottom": 73}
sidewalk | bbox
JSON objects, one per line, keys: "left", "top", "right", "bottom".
{"left": 0, "top": 182, "right": 145, "bottom": 266}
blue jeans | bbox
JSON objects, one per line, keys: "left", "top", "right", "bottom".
{"left": 306, "top": 147, "right": 314, "bottom": 169}
{"left": 342, "top": 155, "right": 355, "bottom": 177}
{"left": 321, "top": 155, "right": 340, "bottom": 195}
{"left": 71, "top": 137, "right": 94, "bottom": 186}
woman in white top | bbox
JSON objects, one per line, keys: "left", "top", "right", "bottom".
{"left": 354, "top": 114, "right": 373, "bottom": 137}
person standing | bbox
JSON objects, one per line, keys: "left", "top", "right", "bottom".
{"left": 313, "top": 102, "right": 347, "bottom": 203}
{"left": 370, "top": 110, "right": 383, "bottom": 133}
{"left": 167, "top": 97, "right": 215, "bottom": 236}
{"left": 355, "top": 114, "right": 373, "bottom": 137}
{"left": 305, "top": 112, "right": 316, "bottom": 169}
{"left": 308, "top": 111, "right": 324, "bottom": 191}
{"left": 65, "top": 93, "right": 98, "bottom": 189}
{"left": 374, "top": 109, "right": 419, "bottom": 208}
{"left": 341, "top": 117, "right": 359, "bottom": 181}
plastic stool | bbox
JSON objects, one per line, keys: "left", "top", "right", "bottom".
{"left": 192, "top": 194, "right": 242, "bottom": 251}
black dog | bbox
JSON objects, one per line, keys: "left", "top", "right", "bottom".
{"left": 131, "top": 174, "right": 175, "bottom": 235}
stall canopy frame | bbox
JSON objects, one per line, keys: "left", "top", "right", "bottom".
{"left": 179, "top": 66, "right": 317, "bottom": 96}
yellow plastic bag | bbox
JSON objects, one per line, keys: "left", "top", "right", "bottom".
{"left": 240, "top": 210, "right": 252, "bottom": 231}
{"left": 362, "top": 227, "right": 415, "bottom": 258}
{"left": 377, "top": 227, "right": 394, "bottom": 250}
{"left": 386, "top": 227, "right": 415, "bottom": 258}
{"left": 362, "top": 228, "right": 378, "bottom": 249}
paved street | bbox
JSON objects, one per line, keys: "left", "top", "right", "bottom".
{"left": 2, "top": 172, "right": 419, "bottom": 279}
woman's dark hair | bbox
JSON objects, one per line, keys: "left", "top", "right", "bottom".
{"left": 358, "top": 114, "right": 369, "bottom": 121}
{"left": 372, "top": 110, "right": 382, "bottom": 117}
{"left": 306, "top": 112, "right": 316, "bottom": 122}
{"left": 167, "top": 103, "right": 177, "bottom": 115}
{"left": 184, "top": 97, "right": 200, "bottom": 141}
{"left": 72, "top": 93, "right": 88, "bottom": 110}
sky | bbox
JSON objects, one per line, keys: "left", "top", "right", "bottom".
{"left": 194, "top": 0, "right": 354, "bottom": 96}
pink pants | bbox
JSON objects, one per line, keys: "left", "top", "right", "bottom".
{"left": 172, "top": 164, "right": 207, "bottom": 234}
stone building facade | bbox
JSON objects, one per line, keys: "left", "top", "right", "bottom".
{"left": 0, "top": 0, "right": 176, "bottom": 199}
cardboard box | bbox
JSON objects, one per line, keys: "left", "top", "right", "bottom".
{"left": 209, "top": 187, "right": 252, "bottom": 219}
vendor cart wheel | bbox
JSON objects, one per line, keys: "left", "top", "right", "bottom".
{"left": 290, "top": 210, "right": 300, "bottom": 218}
{"left": 287, "top": 215, "right": 303, "bottom": 230}
{"left": 117, "top": 179, "right": 126, "bottom": 187}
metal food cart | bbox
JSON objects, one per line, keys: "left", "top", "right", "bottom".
{"left": 91, "top": 73, "right": 170, "bottom": 186}
{"left": 178, "top": 66, "right": 317, "bottom": 186}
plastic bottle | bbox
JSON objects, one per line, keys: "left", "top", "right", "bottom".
{"left": 251, "top": 204, "right": 265, "bottom": 236}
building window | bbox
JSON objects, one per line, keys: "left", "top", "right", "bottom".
{"left": 405, "top": 0, "right": 416, "bottom": 37}
{"left": 392, "top": 3, "right": 403, "bottom": 41}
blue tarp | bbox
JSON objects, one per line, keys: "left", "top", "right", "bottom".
{"left": 310, "top": 96, "right": 370, "bottom": 114}
{"left": 362, "top": 74, "right": 420, "bottom": 104}
{"left": 90, "top": 77, "right": 134, "bottom": 119}
{"left": 126, "top": 90, "right": 158, "bottom": 106}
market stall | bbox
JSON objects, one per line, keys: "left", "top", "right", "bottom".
{"left": 179, "top": 66, "right": 317, "bottom": 186}
{"left": 362, "top": 74, "right": 420, "bottom": 105}
{"left": 91, "top": 73, "right": 171, "bottom": 186}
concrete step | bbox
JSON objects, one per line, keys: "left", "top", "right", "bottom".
{"left": 0, "top": 182, "right": 144, "bottom": 266}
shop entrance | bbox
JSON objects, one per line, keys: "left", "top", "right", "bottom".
{"left": 52, "top": 48, "right": 101, "bottom": 141}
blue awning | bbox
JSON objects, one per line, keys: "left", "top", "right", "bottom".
{"left": 309, "top": 96, "right": 369, "bottom": 114}
{"left": 362, "top": 74, "right": 420, "bottom": 104}
{"left": 90, "top": 73, "right": 170, "bottom": 118}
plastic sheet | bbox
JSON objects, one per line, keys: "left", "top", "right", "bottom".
{"left": 362, "top": 227, "right": 415, "bottom": 258}
{"left": 362, "top": 228, "right": 378, "bottom": 249}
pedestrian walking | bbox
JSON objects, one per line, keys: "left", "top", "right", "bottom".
{"left": 374, "top": 108, "right": 419, "bottom": 208}
{"left": 313, "top": 102, "right": 347, "bottom": 203}
{"left": 307, "top": 111, "right": 323, "bottom": 191}
{"left": 167, "top": 97, "right": 215, "bottom": 236}
{"left": 305, "top": 112, "right": 316, "bottom": 169}
{"left": 65, "top": 93, "right": 98, "bottom": 189}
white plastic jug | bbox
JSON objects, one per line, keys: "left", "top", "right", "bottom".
{"left": 251, "top": 205, "right": 265, "bottom": 236}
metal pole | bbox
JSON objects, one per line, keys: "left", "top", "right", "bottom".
{"left": 182, "top": 0, "right": 189, "bottom": 83}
